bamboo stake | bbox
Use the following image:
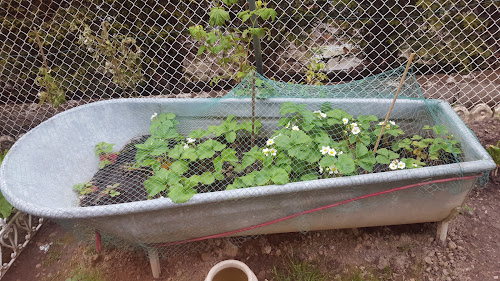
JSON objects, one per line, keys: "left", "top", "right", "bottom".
{"left": 373, "top": 53, "right": 415, "bottom": 153}
{"left": 33, "top": 27, "right": 49, "bottom": 71}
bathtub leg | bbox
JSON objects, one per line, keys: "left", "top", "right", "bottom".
{"left": 436, "top": 207, "right": 461, "bottom": 244}
{"left": 148, "top": 248, "right": 161, "bottom": 279}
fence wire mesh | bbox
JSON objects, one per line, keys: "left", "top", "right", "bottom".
{"left": 1, "top": 0, "right": 499, "bottom": 145}
{"left": 0, "top": 0, "right": 498, "bottom": 266}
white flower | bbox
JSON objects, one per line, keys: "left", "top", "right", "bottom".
{"left": 389, "top": 120, "right": 396, "bottom": 126}
{"left": 292, "top": 126, "right": 300, "bottom": 131}
{"left": 262, "top": 148, "right": 269, "bottom": 156}
{"left": 378, "top": 121, "right": 385, "bottom": 126}
{"left": 314, "top": 110, "right": 327, "bottom": 119}
{"left": 269, "top": 148, "right": 277, "bottom": 156}
{"left": 183, "top": 144, "right": 189, "bottom": 150}
{"left": 389, "top": 162, "right": 398, "bottom": 170}
{"left": 266, "top": 138, "right": 275, "bottom": 146}
{"left": 327, "top": 148, "right": 337, "bottom": 157}
{"left": 342, "top": 118, "right": 349, "bottom": 124}
{"left": 285, "top": 122, "right": 291, "bottom": 129}
{"left": 320, "top": 146, "right": 330, "bottom": 155}
{"left": 398, "top": 162, "right": 406, "bottom": 169}
{"left": 350, "top": 122, "right": 358, "bottom": 127}
{"left": 351, "top": 126, "right": 361, "bottom": 135}
{"left": 412, "top": 163, "right": 418, "bottom": 168}
{"left": 186, "top": 138, "right": 196, "bottom": 144}
{"left": 328, "top": 165, "right": 339, "bottom": 175}
{"left": 150, "top": 112, "right": 158, "bottom": 120}
{"left": 338, "top": 151, "right": 344, "bottom": 155}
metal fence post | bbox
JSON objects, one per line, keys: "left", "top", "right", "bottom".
{"left": 248, "top": 0, "right": 264, "bottom": 75}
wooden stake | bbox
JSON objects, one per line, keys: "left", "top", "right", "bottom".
{"left": 33, "top": 27, "right": 49, "bottom": 71}
{"left": 373, "top": 53, "right": 415, "bottom": 153}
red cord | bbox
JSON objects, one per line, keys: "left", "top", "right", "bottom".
{"left": 152, "top": 174, "right": 480, "bottom": 248}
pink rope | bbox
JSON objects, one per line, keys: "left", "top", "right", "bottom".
{"left": 152, "top": 174, "right": 480, "bottom": 248}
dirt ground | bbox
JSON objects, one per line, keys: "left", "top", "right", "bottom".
{"left": 2, "top": 118, "right": 500, "bottom": 281}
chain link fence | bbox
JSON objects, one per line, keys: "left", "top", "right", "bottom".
{"left": 1, "top": 0, "right": 499, "bottom": 144}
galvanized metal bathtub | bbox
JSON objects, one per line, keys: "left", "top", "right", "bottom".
{"left": 0, "top": 98, "right": 495, "bottom": 277}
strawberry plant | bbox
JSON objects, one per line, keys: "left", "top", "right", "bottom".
{"left": 95, "top": 142, "right": 118, "bottom": 169}
{"left": 74, "top": 102, "right": 462, "bottom": 205}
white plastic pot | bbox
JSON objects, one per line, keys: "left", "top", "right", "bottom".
{"left": 205, "top": 260, "right": 258, "bottom": 281}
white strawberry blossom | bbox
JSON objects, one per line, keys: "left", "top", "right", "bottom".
{"left": 262, "top": 148, "right": 269, "bottom": 156}
{"left": 183, "top": 144, "right": 189, "bottom": 150}
{"left": 186, "top": 138, "right": 196, "bottom": 144}
{"left": 342, "top": 118, "right": 349, "bottom": 124}
{"left": 285, "top": 122, "right": 291, "bottom": 129}
{"left": 397, "top": 161, "right": 406, "bottom": 169}
{"left": 266, "top": 138, "right": 275, "bottom": 146}
{"left": 292, "top": 126, "right": 300, "bottom": 131}
{"left": 351, "top": 126, "right": 361, "bottom": 135}
{"left": 327, "top": 165, "right": 339, "bottom": 175}
{"left": 389, "top": 161, "right": 398, "bottom": 170}
{"left": 269, "top": 148, "right": 277, "bottom": 156}
{"left": 320, "top": 146, "right": 330, "bottom": 155}
{"left": 327, "top": 147, "right": 337, "bottom": 156}
{"left": 150, "top": 112, "right": 158, "bottom": 120}
{"left": 412, "top": 163, "right": 418, "bottom": 168}
{"left": 313, "top": 110, "right": 327, "bottom": 119}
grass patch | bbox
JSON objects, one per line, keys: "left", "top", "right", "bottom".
{"left": 64, "top": 265, "right": 105, "bottom": 281}
{"left": 271, "top": 259, "right": 330, "bottom": 281}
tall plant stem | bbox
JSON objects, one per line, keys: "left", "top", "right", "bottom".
{"left": 373, "top": 53, "right": 415, "bottom": 153}
{"left": 251, "top": 71, "right": 256, "bottom": 148}
{"left": 33, "top": 27, "right": 49, "bottom": 71}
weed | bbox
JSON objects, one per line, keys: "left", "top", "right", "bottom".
{"left": 271, "top": 259, "right": 330, "bottom": 281}
{"left": 64, "top": 265, "right": 105, "bottom": 281}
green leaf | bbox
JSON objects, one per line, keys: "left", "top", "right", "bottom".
{"left": 144, "top": 169, "right": 169, "bottom": 196}
{"left": 290, "top": 130, "right": 311, "bottom": 144}
{"left": 255, "top": 170, "right": 271, "bottom": 186}
{"left": 168, "top": 144, "right": 184, "bottom": 159}
{"left": 320, "top": 155, "right": 337, "bottom": 168}
{"left": 271, "top": 168, "right": 289, "bottom": 185}
{"left": 221, "top": 148, "right": 239, "bottom": 163}
{"left": 197, "top": 45, "right": 207, "bottom": 56}
{"left": 168, "top": 183, "right": 196, "bottom": 203}
{"left": 355, "top": 143, "right": 369, "bottom": 157}
{"left": 225, "top": 131, "right": 237, "bottom": 143}
{"left": 357, "top": 151, "right": 376, "bottom": 172}
{"left": 222, "top": 0, "right": 239, "bottom": 5}
{"left": 376, "top": 155, "right": 390, "bottom": 164}
{"left": 300, "top": 173, "right": 318, "bottom": 181}
{"left": 257, "top": 8, "right": 277, "bottom": 21}
{"left": 209, "top": 7, "right": 230, "bottom": 26}
{"left": 237, "top": 11, "right": 251, "bottom": 23}
{"left": 197, "top": 140, "right": 226, "bottom": 160}
{"left": 181, "top": 147, "right": 198, "bottom": 161}
{"left": 199, "top": 172, "right": 216, "bottom": 185}
{"left": 170, "top": 160, "right": 189, "bottom": 175}
{"left": 337, "top": 154, "right": 356, "bottom": 174}
{"left": 274, "top": 134, "right": 291, "bottom": 149}
{"left": 280, "top": 102, "right": 299, "bottom": 115}
{"left": 0, "top": 194, "right": 13, "bottom": 219}
{"left": 213, "top": 156, "right": 223, "bottom": 173}
{"left": 149, "top": 141, "right": 169, "bottom": 156}
{"left": 248, "top": 27, "right": 267, "bottom": 38}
